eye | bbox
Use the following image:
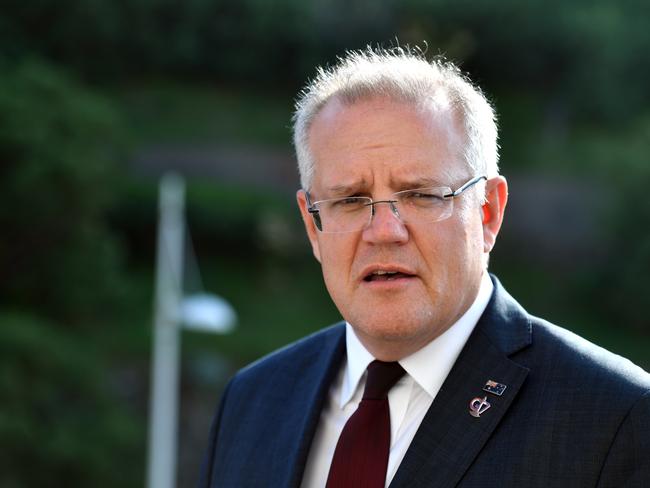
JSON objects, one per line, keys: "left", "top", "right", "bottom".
{"left": 328, "top": 197, "right": 366, "bottom": 210}
{"left": 341, "top": 197, "right": 363, "bottom": 205}
{"left": 401, "top": 189, "right": 445, "bottom": 206}
{"left": 408, "top": 191, "right": 441, "bottom": 199}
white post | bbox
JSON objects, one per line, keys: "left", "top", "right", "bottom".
{"left": 147, "top": 173, "right": 185, "bottom": 488}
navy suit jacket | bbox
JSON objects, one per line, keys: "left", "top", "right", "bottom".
{"left": 199, "top": 277, "right": 650, "bottom": 487}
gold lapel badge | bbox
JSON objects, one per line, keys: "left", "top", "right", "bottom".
{"left": 469, "top": 396, "right": 491, "bottom": 418}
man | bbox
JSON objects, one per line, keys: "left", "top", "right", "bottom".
{"left": 199, "top": 47, "right": 650, "bottom": 487}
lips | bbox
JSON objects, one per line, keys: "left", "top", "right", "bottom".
{"left": 361, "top": 266, "right": 416, "bottom": 282}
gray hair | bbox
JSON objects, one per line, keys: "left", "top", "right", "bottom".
{"left": 292, "top": 46, "right": 499, "bottom": 190}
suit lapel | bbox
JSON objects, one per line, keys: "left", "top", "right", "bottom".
{"left": 390, "top": 278, "right": 532, "bottom": 488}
{"left": 279, "top": 324, "right": 346, "bottom": 488}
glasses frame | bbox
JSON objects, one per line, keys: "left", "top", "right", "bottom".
{"left": 305, "top": 175, "right": 487, "bottom": 233}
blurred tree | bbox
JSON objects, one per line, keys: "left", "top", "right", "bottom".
{"left": 0, "top": 313, "right": 143, "bottom": 488}
{"left": 0, "top": 58, "right": 127, "bottom": 324}
{"left": 2, "top": 0, "right": 649, "bottom": 118}
{"left": 0, "top": 59, "right": 144, "bottom": 487}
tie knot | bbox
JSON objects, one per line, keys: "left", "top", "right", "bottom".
{"left": 363, "top": 360, "right": 406, "bottom": 400}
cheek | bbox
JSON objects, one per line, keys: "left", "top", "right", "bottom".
{"left": 318, "top": 237, "right": 356, "bottom": 284}
{"left": 453, "top": 214, "right": 486, "bottom": 276}
{"left": 422, "top": 211, "right": 482, "bottom": 272}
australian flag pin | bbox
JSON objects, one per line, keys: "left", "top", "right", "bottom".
{"left": 483, "top": 379, "right": 507, "bottom": 396}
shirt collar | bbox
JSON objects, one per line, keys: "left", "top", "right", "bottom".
{"left": 341, "top": 323, "right": 376, "bottom": 407}
{"left": 342, "top": 272, "right": 494, "bottom": 406}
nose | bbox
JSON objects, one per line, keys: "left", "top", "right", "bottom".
{"left": 362, "top": 200, "right": 409, "bottom": 244}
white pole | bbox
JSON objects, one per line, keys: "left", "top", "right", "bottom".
{"left": 147, "top": 173, "right": 185, "bottom": 488}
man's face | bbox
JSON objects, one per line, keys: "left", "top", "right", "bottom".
{"left": 297, "top": 96, "right": 500, "bottom": 360}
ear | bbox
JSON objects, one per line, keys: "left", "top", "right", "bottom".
{"left": 296, "top": 189, "right": 322, "bottom": 262}
{"left": 481, "top": 176, "right": 508, "bottom": 254}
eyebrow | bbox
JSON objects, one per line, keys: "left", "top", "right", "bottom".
{"left": 391, "top": 176, "right": 447, "bottom": 190}
{"left": 325, "top": 182, "right": 368, "bottom": 197}
{"left": 323, "top": 176, "right": 449, "bottom": 197}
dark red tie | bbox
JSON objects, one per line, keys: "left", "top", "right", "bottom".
{"left": 326, "top": 360, "right": 406, "bottom": 488}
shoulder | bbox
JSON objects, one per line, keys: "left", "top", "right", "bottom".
{"left": 228, "top": 322, "right": 346, "bottom": 392}
{"left": 531, "top": 317, "right": 650, "bottom": 389}
{"left": 198, "top": 323, "right": 346, "bottom": 486}
{"left": 486, "top": 276, "right": 650, "bottom": 398}
{"left": 513, "top": 314, "right": 650, "bottom": 420}
{"left": 527, "top": 319, "right": 650, "bottom": 481}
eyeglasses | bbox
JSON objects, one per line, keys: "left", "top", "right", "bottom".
{"left": 306, "top": 175, "right": 487, "bottom": 233}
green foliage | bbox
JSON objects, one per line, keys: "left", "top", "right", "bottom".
{"left": 3, "top": 0, "right": 650, "bottom": 125}
{"left": 584, "top": 119, "right": 650, "bottom": 330}
{"left": 0, "top": 59, "right": 145, "bottom": 486}
{"left": 0, "top": 59, "right": 127, "bottom": 324}
{"left": 116, "top": 82, "right": 293, "bottom": 146}
{"left": 109, "top": 177, "right": 304, "bottom": 268}
{"left": 396, "top": 0, "right": 650, "bottom": 124}
{"left": 0, "top": 313, "right": 143, "bottom": 488}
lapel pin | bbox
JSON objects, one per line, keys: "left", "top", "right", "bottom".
{"left": 483, "top": 379, "right": 507, "bottom": 396}
{"left": 469, "top": 396, "right": 491, "bottom": 418}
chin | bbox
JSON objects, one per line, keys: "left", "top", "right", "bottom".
{"left": 349, "top": 308, "right": 436, "bottom": 344}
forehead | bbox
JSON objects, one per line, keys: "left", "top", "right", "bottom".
{"left": 308, "top": 96, "right": 467, "bottom": 192}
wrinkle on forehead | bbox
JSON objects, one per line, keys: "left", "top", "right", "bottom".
{"left": 309, "top": 96, "right": 470, "bottom": 194}
{"left": 316, "top": 166, "right": 461, "bottom": 202}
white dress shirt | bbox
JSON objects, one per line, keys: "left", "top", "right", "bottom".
{"left": 300, "top": 272, "right": 494, "bottom": 488}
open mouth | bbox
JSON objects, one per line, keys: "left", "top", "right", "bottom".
{"left": 363, "top": 270, "right": 415, "bottom": 282}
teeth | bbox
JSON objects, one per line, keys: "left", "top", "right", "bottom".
{"left": 373, "top": 270, "right": 397, "bottom": 275}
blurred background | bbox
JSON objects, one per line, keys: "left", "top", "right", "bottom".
{"left": 1, "top": 0, "right": 649, "bottom": 486}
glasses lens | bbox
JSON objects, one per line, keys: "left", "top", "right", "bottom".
{"left": 315, "top": 197, "right": 372, "bottom": 233}
{"left": 312, "top": 187, "right": 458, "bottom": 233}
{"left": 396, "top": 188, "right": 453, "bottom": 223}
